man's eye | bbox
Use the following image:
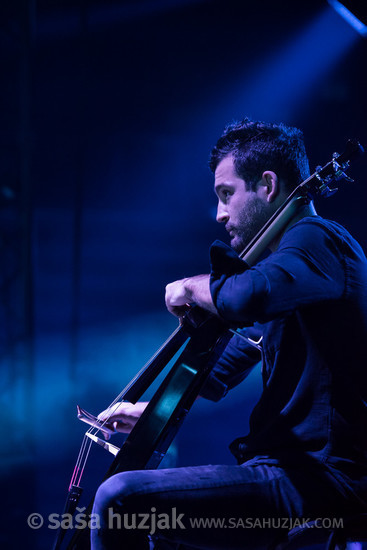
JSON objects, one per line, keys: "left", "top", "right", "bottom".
{"left": 222, "top": 190, "right": 231, "bottom": 199}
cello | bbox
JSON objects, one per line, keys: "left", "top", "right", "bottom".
{"left": 53, "top": 139, "right": 364, "bottom": 550}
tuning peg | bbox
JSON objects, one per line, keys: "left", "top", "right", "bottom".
{"left": 321, "top": 186, "right": 338, "bottom": 197}
{"left": 339, "top": 171, "right": 354, "bottom": 183}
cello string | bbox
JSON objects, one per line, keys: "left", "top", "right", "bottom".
{"left": 76, "top": 436, "right": 93, "bottom": 487}
{"left": 70, "top": 425, "right": 107, "bottom": 490}
{"left": 70, "top": 434, "right": 91, "bottom": 489}
{"left": 73, "top": 435, "right": 93, "bottom": 488}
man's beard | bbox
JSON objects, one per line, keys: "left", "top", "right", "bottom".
{"left": 228, "top": 196, "right": 272, "bottom": 253}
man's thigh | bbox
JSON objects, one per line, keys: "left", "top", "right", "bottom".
{"left": 92, "top": 462, "right": 310, "bottom": 549}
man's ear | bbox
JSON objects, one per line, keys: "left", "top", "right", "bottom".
{"left": 258, "top": 170, "right": 279, "bottom": 203}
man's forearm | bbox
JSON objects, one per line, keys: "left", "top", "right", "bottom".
{"left": 165, "top": 274, "right": 218, "bottom": 317}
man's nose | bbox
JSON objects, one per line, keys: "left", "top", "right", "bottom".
{"left": 216, "top": 203, "right": 229, "bottom": 224}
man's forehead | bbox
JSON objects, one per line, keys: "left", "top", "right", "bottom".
{"left": 214, "top": 156, "right": 243, "bottom": 186}
{"left": 215, "top": 154, "right": 235, "bottom": 173}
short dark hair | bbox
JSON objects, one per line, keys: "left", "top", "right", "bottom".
{"left": 209, "top": 118, "right": 310, "bottom": 192}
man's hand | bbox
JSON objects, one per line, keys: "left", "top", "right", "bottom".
{"left": 165, "top": 274, "right": 217, "bottom": 318}
{"left": 98, "top": 401, "right": 148, "bottom": 437}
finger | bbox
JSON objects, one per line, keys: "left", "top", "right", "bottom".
{"left": 98, "top": 402, "right": 122, "bottom": 421}
{"left": 98, "top": 407, "right": 112, "bottom": 421}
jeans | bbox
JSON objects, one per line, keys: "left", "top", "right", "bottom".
{"left": 91, "top": 458, "right": 365, "bottom": 550}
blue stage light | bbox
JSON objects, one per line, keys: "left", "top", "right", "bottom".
{"left": 327, "top": 0, "right": 367, "bottom": 37}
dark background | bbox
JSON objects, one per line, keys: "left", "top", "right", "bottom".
{"left": 0, "top": 0, "right": 366, "bottom": 548}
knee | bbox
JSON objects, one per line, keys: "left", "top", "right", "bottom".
{"left": 93, "top": 471, "right": 142, "bottom": 516}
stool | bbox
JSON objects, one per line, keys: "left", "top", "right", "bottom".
{"left": 273, "top": 514, "right": 367, "bottom": 550}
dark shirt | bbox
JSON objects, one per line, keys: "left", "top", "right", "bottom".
{"left": 204, "top": 216, "right": 367, "bottom": 468}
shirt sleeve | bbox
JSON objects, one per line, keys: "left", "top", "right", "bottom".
{"left": 199, "top": 326, "right": 262, "bottom": 401}
{"left": 210, "top": 218, "right": 346, "bottom": 326}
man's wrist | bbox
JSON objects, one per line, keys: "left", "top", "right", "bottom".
{"left": 186, "top": 274, "right": 217, "bottom": 314}
{"left": 183, "top": 277, "right": 196, "bottom": 303}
